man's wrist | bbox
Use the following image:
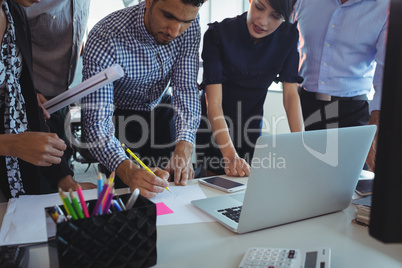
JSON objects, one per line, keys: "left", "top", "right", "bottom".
{"left": 175, "top": 140, "right": 193, "bottom": 158}
{"left": 116, "top": 159, "right": 140, "bottom": 186}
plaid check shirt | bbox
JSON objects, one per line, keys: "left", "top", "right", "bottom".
{"left": 81, "top": 2, "right": 201, "bottom": 172}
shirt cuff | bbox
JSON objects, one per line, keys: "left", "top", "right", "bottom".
{"left": 369, "top": 96, "right": 381, "bottom": 114}
{"left": 106, "top": 148, "right": 129, "bottom": 173}
{"left": 176, "top": 129, "right": 196, "bottom": 145}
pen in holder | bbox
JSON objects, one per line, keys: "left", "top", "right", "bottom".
{"left": 46, "top": 193, "right": 157, "bottom": 268}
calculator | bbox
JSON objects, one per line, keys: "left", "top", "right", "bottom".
{"left": 0, "top": 245, "right": 29, "bottom": 268}
{"left": 238, "top": 247, "right": 331, "bottom": 268}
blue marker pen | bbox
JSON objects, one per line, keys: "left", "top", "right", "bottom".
{"left": 97, "top": 172, "right": 103, "bottom": 215}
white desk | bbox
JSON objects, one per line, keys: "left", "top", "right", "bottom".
{"left": 1, "top": 177, "right": 402, "bottom": 268}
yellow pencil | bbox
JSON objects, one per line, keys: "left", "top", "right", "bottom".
{"left": 58, "top": 188, "right": 71, "bottom": 215}
{"left": 58, "top": 188, "right": 78, "bottom": 220}
{"left": 122, "top": 143, "right": 171, "bottom": 192}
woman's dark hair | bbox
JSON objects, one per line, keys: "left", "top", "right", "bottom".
{"left": 267, "top": 0, "right": 297, "bottom": 30}
{"left": 152, "top": 0, "right": 205, "bottom": 7}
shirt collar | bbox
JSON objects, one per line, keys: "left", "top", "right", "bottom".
{"left": 136, "top": 1, "right": 156, "bottom": 44}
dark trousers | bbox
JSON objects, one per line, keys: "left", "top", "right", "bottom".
{"left": 104, "top": 94, "right": 176, "bottom": 187}
{"left": 114, "top": 94, "right": 176, "bottom": 166}
{"left": 299, "top": 90, "right": 370, "bottom": 170}
{"left": 299, "top": 91, "right": 369, "bottom": 131}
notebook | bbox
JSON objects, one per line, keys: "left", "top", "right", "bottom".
{"left": 355, "top": 179, "right": 374, "bottom": 196}
{"left": 191, "top": 125, "right": 376, "bottom": 234}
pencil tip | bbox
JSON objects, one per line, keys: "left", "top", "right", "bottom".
{"left": 109, "top": 171, "right": 115, "bottom": 181}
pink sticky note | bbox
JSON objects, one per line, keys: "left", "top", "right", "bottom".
{"left": 156, "top": 202, "right": 174, "bottom": 216}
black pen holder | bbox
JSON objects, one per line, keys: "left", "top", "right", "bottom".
{"left": 46, "top": 193, "right": 157, "bottom": 268}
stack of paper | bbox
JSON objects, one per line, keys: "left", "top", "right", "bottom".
{"left": 353, "top": 205, "right": 371, "bottom": 226}
{"left": 352, "top": 173, "right": 374, "bottom": 226}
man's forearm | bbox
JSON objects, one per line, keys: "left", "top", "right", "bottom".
{"left": 116, "top": 159, "right": 140, "bottom": 187}
{"left": 369, "top": 110, "right": 380, "bottom": 126}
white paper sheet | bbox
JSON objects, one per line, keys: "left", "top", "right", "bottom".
{"left": 0, "top": 189, "right": 99, "bottom": 246}
{"left": 151, "top": 184, "right": 214, "bottom": 226}
{"left": 43, "top": 64, "right": 124, "bottom": 114}
{"left": 0, "top": 185, "right": 213, "bottom": 246}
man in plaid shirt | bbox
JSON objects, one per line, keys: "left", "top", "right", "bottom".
{"left": 81, "top": 0, "right": 205, "bottom": 198}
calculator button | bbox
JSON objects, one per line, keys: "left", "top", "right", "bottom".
{"left": 288, "top": 250, "right": 296, "bottom": 258}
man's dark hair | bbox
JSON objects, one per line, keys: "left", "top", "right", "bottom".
{"left": 181, "top": 0, "right": 205, "bottom": 7}
{"left": 152, "top": 0, "right": 205, "bottom": 7}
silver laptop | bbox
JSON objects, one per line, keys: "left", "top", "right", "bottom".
{"left": 192, "top": 125, "right": 376, "bottom": 234}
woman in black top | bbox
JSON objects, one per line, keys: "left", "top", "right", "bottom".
{"left": 197, "top": 0, "right": 304, "bottom": 177}
{"left": 0, "top": 0, "right": 94, "bottom": 199}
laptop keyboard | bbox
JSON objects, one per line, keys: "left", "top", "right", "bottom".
{"left": 217, "top": 206, "right": 242, "bottom": 223}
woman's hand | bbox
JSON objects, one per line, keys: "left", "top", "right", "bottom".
{"left": 7, "top": 132, "right": 67, "bottom": 166}
{"left": 58, "top": 175, "right": 97, "bottom": 192}
{"left": 223, "top": 154, "right": 250, "bottom": 177}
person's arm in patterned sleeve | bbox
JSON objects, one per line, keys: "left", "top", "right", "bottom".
{"left": 81, "top": 23, "right": 126, "bottom": 175}
{"left": 165, "top": 15, "right": 202, "bottom": 186}
{"left": 81, "top": 22, "right": 169, "bottom": 198}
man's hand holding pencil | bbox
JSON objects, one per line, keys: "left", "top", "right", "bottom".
{"left": 116, "top": 160, "right": 169, "bottom": 198}
{"left": 116, "top": 144, "right": 170, "bottom": 198}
